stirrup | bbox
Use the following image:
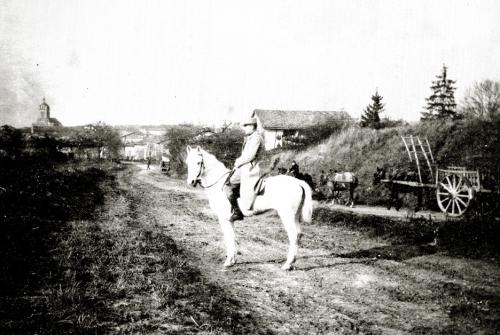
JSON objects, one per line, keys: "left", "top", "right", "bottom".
{"left": 229, "top": 212, "right": 244, "bottom": 222}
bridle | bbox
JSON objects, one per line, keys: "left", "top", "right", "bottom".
{"left": 192, "top": 153, "right": 232, "bottom": 189}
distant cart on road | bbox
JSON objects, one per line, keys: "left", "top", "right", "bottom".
{"left": 160, "top": 156, "right": 171, "bottom": 175}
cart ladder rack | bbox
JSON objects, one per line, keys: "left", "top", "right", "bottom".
{"left": 402, "top": 136, "right": 435, "bottom": 183}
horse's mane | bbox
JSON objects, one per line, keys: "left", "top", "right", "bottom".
{"left": 199, "top": 148, "right": 228, "bottom": 171}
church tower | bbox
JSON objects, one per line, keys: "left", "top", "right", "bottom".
{"left": 32, "top": 98, "right": 62, "bottom": 129}
{"left": 39, "top": 98, "right": 50, "bottom": 120}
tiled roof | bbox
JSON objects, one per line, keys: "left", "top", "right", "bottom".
{"left": 252, "top": 110, "right": 351, "bottom": 130}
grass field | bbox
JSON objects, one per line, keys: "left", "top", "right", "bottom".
{"left": 0, "top": 160, "right": 260, "bottom": 334}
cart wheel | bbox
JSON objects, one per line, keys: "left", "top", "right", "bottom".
{"left": 436, "top": 174, "right": 474, "bottom": 217}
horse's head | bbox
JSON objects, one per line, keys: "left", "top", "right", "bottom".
{"left": 373, "top": 166, "right": 386, "bottom": 185}
{"left": 185, "top": 145, "right": 204, "bottom": 187}
{"left": 277, "top": 167, "right": 287, "bottom": 175}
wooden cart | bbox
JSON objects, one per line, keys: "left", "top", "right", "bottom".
{"left": 384, "top": 136, "right": 498, "bottom": 217}
{"left": 160, "top": 156, "right": 170, "bottom": 175}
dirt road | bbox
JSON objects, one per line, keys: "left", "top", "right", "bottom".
{"left": 129, "top": 163, "right": 500, "bottom": 334}
{"left": 323, "top": 203, "right": 447, "bottom": 222}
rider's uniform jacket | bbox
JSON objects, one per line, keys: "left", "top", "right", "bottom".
{"left": 235, "top": 131, "right": 265, "bottom": 168}
{"left": 232, "top": 130, "right": 265, "bottom": 210}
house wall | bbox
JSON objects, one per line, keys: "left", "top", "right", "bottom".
{"left": 262, "top": 129, "right": 283, "bottom": 150}
{"left": 122, "top": 143, "right": 166, "bottom": 161}
{"left": 256, "top": 116, "right": 284, "bottom": 150}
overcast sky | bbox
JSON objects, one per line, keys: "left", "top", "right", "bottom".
{"left": 1, "top": 0, "right": 499, "bottom": 127}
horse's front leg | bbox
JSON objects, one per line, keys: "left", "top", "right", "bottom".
{"left": 218, "top": 218, "right": 236, "bottom": 267}
{"left": 388, "top": 185, "right": 396, "bottom": 210}
{"left": 330, "top": 186, "right": 337, "bottom": 205}
{"left": 349, "top": 186, "right": 355, "bottom": 208}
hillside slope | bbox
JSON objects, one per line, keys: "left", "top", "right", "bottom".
{"left": 270, "top": 118, "right": 500, "bottom": 207}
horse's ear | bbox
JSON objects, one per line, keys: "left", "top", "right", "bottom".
{"left": 186, "top": 145, "right": 192, "bottom": 153}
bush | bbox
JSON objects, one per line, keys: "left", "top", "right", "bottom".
{"left": 192, "top": 128, "right": 244, "bottom": 168}
{"left": 283, "top": 121, "right": 346, "bottom": 147}
{"left": 164, "top": 124, "right": 204, "bottom": 175}
{"left": 0, "top": 125, "right": 24, "bottom": 157}
{"left": 164, "top": 124, "right": 246, "bottom": 175}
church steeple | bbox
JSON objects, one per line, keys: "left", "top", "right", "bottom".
{"left": 39, "top": 97, "right": 50, "bottom": 119}
{"left": 32, "top": 97, "right": 61, "bottom": 129}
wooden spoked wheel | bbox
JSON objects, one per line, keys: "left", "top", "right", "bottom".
{"left": 436, "top": 174, "right": 474, "bottom": 217}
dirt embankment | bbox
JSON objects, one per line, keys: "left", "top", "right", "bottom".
{"left": 135, "top": 163, "right": 500, "bottom": 334}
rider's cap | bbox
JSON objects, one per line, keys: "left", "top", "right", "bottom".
{"left": 243, "top": 117, "right": 257, "bottom": 126}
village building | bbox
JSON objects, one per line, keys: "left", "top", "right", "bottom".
{"left": 251, "top": 109, "right": 352, "bottom": 150}
{"left": 120, "top": 128, "right": 169, "bottom": 161}
{"left": 31, "top": 98, "right": 62, "bottom": 131}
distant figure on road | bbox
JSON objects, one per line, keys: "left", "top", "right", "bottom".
{"left": 147, "top": 157, "right": 151, "bottom": 170}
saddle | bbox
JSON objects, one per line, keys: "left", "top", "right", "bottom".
{"left": 253, "top": 175, "right": 267, "bottom": 196}
{"left": 223, "top": 173, "right": 267, "bottom": 199}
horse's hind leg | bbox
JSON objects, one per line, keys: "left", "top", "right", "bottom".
{"left": 415, "top": 189, "right": 423, "bottom": 212}
{"left": 279, "top": 211, "right": 300, "bottom": 270}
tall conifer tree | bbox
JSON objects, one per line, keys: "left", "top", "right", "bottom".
{"left": 360, "top": 90, "right": 385, "bottom": 129}
{"left": 421, "top": 64, "right": 457, "bottom": 120}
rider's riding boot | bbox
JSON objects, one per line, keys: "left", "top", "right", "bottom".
{"left": 227, "top": 185, "right": 244, "bottom": 222}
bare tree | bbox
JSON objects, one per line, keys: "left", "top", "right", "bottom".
{"left": 220, "top": 120, "right": 232, "bottom": 133}
{"left": 460, "top": 80, "right": 500, "bottom": 120}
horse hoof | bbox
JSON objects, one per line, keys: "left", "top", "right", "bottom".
{"left": 223, "top": 258, "right": 235, "bottom": 267}
{"left": 281, "top": 263, "right": 294, "bottom": 271}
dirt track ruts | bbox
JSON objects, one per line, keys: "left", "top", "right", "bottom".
{"left": 128, "top": 162, "right": 500, "bottom": 334}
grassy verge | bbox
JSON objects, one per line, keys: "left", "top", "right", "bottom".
{"left": 0, "top": 160, "right": 264, "bottom": 334}
{"left": 313, "top": 207, "right": 500, "bottom": 263}
{"left": 0, "top": 159, "right": 120, "bottom": 333}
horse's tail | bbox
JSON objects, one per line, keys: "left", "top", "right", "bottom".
{"left": 298, "top": 180, "right": 313, "bottom": 223}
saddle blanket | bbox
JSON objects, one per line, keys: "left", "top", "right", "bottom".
{"left": 333, "top": 172, "right": 355, "bottom": 183}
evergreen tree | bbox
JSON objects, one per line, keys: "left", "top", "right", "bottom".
{"left": 421, "top": 64, "right": 457, "bottom": 120}
{"left": 360, "top": 90, "right": 385, "bottom": 129}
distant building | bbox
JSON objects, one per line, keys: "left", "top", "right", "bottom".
{"left": 251, "top": 109, "right": 351, "bottom": 150}
{"left": 32, "top": 98, "right": 62, "bottom": 130}
{"left": 119, "top": 128, "right": 168, "bottom": 161}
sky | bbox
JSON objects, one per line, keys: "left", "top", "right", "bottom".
{"left": 1, "top": 0, "right": 499, "bottom": 127}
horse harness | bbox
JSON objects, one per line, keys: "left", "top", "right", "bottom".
{"left": 194, "top": 153, "right": 232, "bottom": 189}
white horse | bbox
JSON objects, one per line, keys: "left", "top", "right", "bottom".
{"left": 185, "top": 146, "right": 313, "bottom": 270}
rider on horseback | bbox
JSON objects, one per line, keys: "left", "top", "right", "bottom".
{"left": 227, "top": 117, "right": 265, "bottom": 222}
{"left": 289, "top": 160, "right": 300, "bottom": 177}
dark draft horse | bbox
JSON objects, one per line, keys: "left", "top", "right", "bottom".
{"left": 373, "top": 167, "right": 423, "bottom": 211}
{"left": 279, "top": 168, "right": 316, "bottom": 191}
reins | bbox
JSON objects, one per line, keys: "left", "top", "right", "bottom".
{"left": 196, "top": 154, "right": 235, "bottom": 189}
{"left": 199, "top": 169, "right": 231, "bottom": 189}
